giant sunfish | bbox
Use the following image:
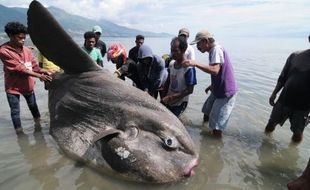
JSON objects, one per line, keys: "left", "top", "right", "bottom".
{"left": 27, "top": 0, "right": 199, "bottom": 183}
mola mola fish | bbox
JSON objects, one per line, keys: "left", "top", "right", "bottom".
{"left": 27, "top": 0, "right": 199, "bottom": 183}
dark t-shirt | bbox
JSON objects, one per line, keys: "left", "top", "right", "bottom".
{"left": 278, "top": 49, "right": 310, "bottom": 110}
{"left": 95, "top": 40, "right": 107, "bottom": 58}
{"left": 129, "top": 46, "right": 139, "bottom": 63}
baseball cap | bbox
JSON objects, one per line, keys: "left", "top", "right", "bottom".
{"left": 178, "top": 28, "right": 189, "bottom": 37}
{"left": 190, "top": 29, "right": 213, "bottom": 45}
{"left": 92, "top": 25, "right": 102, "bottom": 34}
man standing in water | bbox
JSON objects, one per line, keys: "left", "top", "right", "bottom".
{"left": 182, "top": 29, "right": 238, "bottom": 138}
{"left": 0, "top": 22, "right": 52, "bottom": 134}
{"left": 265, "top": 36, "right": 310, "bottom": 143}
{"left": 161, "top": 36, "right": 197, "bottom": 117}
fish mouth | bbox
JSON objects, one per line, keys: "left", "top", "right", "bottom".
{"left": 183, "top": 158, "right": 199, "bottom": 177}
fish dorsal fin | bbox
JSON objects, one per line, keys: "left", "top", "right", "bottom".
{"left": 27, "top": 0, "right": 101, "bottom": 74}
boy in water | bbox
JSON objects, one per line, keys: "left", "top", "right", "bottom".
{"left": 0, "top": 22, "right": 52, "bottom": 134}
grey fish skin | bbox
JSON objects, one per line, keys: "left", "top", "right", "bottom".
{"left": 49, "top": 71, "right": 198, "bottom": 182}
{"left": 27, "top": 0, "right": 199, "bottom": 183}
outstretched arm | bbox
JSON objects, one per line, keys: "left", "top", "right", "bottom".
{"left": 182, "top": 60, "right": 220, "bottom": 75}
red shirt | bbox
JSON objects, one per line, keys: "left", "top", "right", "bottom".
{"left": 0, "top": 42, "right": 42, "bottom": 95}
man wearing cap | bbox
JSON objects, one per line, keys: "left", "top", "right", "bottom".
{"left": 178, "top": 28, "right": 195, "bottom": 60}
{"left": 92, "top": 25, "right": 107, "bottom": 58}
{"left": 182, "top": 29, "right": 238, "bottom": 138}
{"left": 264, "top": 35, "right": 310, "bottom": 143}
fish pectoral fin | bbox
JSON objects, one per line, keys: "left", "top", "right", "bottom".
{"left": 92, "top": 128, "right": 121, "bottom": 144}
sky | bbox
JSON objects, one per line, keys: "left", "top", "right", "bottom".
{"left": 0, "top": 0, "right": 309, "bottom": 38}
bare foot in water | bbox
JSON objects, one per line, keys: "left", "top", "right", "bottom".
{"left": 212, "top": 129, "right": 222, "bottom": 138}
{"left": 291, "top": 133, "right": 303, "bottom": 144}
{"left": 15, "top": 127, "right": 24, "bottom": 135}
{"left": 264, "top": 122, "right": 276, "bottom": 134}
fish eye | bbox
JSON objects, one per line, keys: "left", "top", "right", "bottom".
{"left": 163, "top": 137, "right": 178, "bottom": 149}
{"left": 165, "top": 138, "right": 172, "bottom": 146}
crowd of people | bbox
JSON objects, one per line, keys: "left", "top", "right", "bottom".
{"left": 0, "top": 21, "right": 309, "bottom": 143}
{"left": 0, "top": 20, "right": 309, "bottom": 189}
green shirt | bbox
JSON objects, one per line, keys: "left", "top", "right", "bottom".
{"left": 82, "top": 47, "right": 103, "bottom": 66}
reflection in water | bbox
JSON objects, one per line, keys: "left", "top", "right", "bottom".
{"left": 16, "top": 130, "right": 67, "bottom": 190}
{"left": 74, "top": 167, "right": 126, "bottom": 190}
{"left": 193, "top": 135, "right": 225, "bottom": 189}
{"left": 204, "top": 138, "right": 224, "bottom": 183}
{"left": 257, "top": 137, "right": 300, "bottom": 189}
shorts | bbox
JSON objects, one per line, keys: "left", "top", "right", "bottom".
{"left": 167, "top": 102, "right": 188, "bottom": 117}
{"left": 202, "top": 93, "right": 236, "bottom": 131}
{"left": 268, "top": 101, "right": 309, "bottom": 133}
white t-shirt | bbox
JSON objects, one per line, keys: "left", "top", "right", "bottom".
{"left": 209, "top": 44, "right": 224, "bottom": 65}
{"left": 185, "top": 44, "right": 195, "bottom": 60}
{"left": 167, "top": 61, "right": 192, "bottom": 106}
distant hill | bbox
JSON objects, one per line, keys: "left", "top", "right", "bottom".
{"left": 0, "top": 4, "right": 171, "bottom": 37}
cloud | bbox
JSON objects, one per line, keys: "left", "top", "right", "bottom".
{"left": 0, "top": 0, "right": 309, "bottom": 37}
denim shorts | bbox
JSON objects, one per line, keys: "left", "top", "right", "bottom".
{"left": 202, "top": 93, "right": 237, "bottom": 131}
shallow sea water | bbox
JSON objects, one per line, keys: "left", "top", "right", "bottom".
{"left": 0, "top": 36, "right": 309, "bottom": 190}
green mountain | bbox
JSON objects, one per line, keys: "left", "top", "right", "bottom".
{"left": 0, "top": 4, "right": 171, "bottom": 37}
